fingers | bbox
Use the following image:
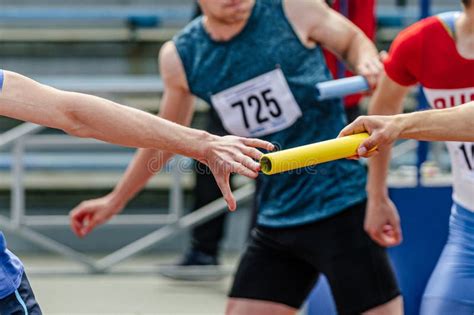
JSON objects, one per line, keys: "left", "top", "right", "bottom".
{"left": 241, "top": 138, "right": 274, "bottom": 151}
{"left": 214, "top": 173, "right": 236, "bottom": 211}
{"left": 348, "top": 148, "right": 379, "bottom": 160}
{"left": 347, "top": 154, "right": 360, "bottom": 160}
{"left": 364, "top": 59, "right": 383, "bottom": 76}
{"left": 241, "top": 146, "right": 265, "bottom": 161}
{"left": 389, "top": 219, "right": 403, "bottom": 245}
{"left": 367, "top": 228, "right": 394, "bottom": 247}
{"left": 69, "top": 201, "right": 105, "bottom": 238}
{"left": 364, "top": 149, "right": 379, "bottom": 158}
{"left": 70, "top": 210, "right": 85, "bottom": 237}
{"left": 371, "top": 57, "right": 384, "bottom": 73}
{"left": 235, "top": 153, "right": 261, "bottom": 172}
{"left": 230, "top": 161, "right": 258, "bottom": 179}
{"left": 379, "top": 224, "right": 402, "bottom": 247}
{"left": 366, "top": 223, "right": 402, "bottom": 247}
{"left": 358, "top": 65, "right": 378, "bottom": 88}
{"left": 70, "top": 211, "right": 95, "bottom": 238}
{"left": 82, "top": 216, "right": 102, "bottom": 237}
{"left": 70, "top": 204, "right": 90, "bottom": 237}
{"left": 357, "top": 136, "right": 379, "bottom": 157}
{"left": 365, "top": 225, "right": 386, "bottom": 247}
{"left": 358, "top": 57, "right": 384, "bottom": 89}
{"left": 353, "top": 147, "right": 379, "bottom": 160}
{"left": 379, "top": 50, "right": 389, "bottom": 62}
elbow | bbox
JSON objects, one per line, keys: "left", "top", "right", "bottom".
{"left": 58, "top": 96, "right": 93, "bottom": 139}
{"left": 61, "top": 117, "right": 92, "bottom": 138}
{"left": 61, "top": 112, "right": 92, "bottom": 138}
{"left": 63, "top": 123, "right": 92, "bottom": 139}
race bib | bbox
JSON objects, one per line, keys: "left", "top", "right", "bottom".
{"left": 449, "top": 142, "right": 474, "bottom": 181}
{"left": 210, "top": 68, "right": 302, "bottom": 137}
{"left": 423, "top": 87, "right": 474, "bottom": 109}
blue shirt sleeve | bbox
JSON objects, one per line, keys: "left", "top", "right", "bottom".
{"left": 0, "top": 70, "right": 4, "bottom": 91}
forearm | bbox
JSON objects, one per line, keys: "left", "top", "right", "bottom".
{"left": 367, "top": 116, "right": 399, "bottom": 195}
{"left": 397, "top": 102, "right": 474, "bottom": 142}
{"left": 60, "top": 91, "right": 212, "bottom": 159}
{"left": 367, "top": 131, "right": 393, "bottom": 196}
{"left": 366, "top": 79, "right": 406, "bottom": 195}
{"left": 103, "top": 67, "right": 198, "bottom": 207}
{"left": 0, "top": 71, "right": 210, "bottom": 160}
{"left": 345, "top": 31, "right": 379, "bottom": 73}
{"left": 98, "top": 97, "right": 196, "bottom": 207}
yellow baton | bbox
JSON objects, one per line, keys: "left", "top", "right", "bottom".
{"left": 260, "top": 133, "right": 370, "bottom": 175}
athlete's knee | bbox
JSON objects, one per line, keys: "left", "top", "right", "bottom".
{"left": 225, "top": 298, "right": 297, "bottom": 315}
{"left": 363, "top": 295, "right": 404, "bottom": 315}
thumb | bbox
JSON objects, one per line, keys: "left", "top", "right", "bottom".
{"left": 391, "top": 217, "right": 403, "bottom": 244}
{"left": 82, "top": 215, "right": 101, "bottom": 236}
{"left": 70, "top": 207, "right": 91, "bottom": 237}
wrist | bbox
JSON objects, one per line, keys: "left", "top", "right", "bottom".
{"left": 366, "top": 178, "right": 389, "bottom": 199}
{"left": 367, "top": 187, "right": 389, "bottom": 200}
{"left": 192, "top": 131, "right": 216, "bottom": 162}
{"left": 393, "top": 114, "right": 408, "bottom": 138}
{"left": 396, "top": 112, "right": 422, "bottom": 139}
{"left": 107, "top": 189, "right": 128, "bottom": 211}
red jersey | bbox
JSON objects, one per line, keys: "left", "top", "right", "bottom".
{"left": 324, "top": 0, "right": 376, "bottom": 107}
{"left": 384, "top": 12, "right": 474, "bottom": 212}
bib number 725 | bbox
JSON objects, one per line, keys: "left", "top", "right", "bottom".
{"left": 230, "top": 89, "right": 282, "bottom": 129}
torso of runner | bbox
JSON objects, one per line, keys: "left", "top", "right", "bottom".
{"left": 173, "top": 0, "right": 367, "bottom": 227}
{"left": 384, "top": 12, "right": 474, "bottom": 212}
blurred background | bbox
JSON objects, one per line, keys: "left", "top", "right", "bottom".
{"left": 0, "top": 0, "right": 464, "bottom": 314}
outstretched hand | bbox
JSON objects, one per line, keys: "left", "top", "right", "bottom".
{"left": 339, "top": 115, "right": 402, "bottom": 158}
{"left": 199, "top": 135, "right": 274, "bottom": 211}
{"left": 69, "top": 135, "right": 273, "bottom": 238}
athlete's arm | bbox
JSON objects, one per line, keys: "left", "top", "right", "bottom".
{"left": 69, "top": 42, "right": 268, "bottom": 237}
{"left": 398, "top": 103, "right": 474, "bottom": 141}
{"left": 0, "top": 70, "right": 269, "bottom": 159}
{"left": 284, "top": 0, "right": 382, "bottom": 87}
{"left": 360, "top": 74, "right": 410, "bottom": 248}
{"left": 340, "top": 102, "right": 474, "bottom": 151}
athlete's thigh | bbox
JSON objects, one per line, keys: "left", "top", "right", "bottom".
{"left": 421, "top": 297, "right": 474, "bottom": 315}
{"left": 318, "top": 203, "right": 400, "bottom": 315}
{"left": 421, "top": 243, "right": 474, "bottom": 315}
{"left": 228, "top": 228, "right": 319, "bottom": 311}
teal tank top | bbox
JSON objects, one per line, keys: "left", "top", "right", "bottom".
{"left": 174, "top": 0, "right": 367, "bottom": 227}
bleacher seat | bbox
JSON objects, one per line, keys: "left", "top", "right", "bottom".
{"left": 33, "top": 75, "right": 163, "bottom": 94}
{"left": 0, "top": 6, "right": 192, "bottom": 28}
